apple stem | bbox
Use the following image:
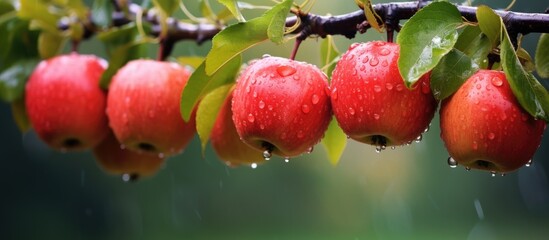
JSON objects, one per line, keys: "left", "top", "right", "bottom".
{"left": 157, "top": 38, "right": 175, "bottom": 61}
{"left": 289, "top": 38, "right": 303, "bottom": 61}
{"left": 71, "top": 40, "right": 80, "bottom": 53}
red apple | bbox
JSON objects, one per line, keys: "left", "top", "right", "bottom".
{"left": 25, "top": 53, "right": 109, "bottom": 151}
{"left": 93, "top": 130, "right": 165, "bottom": 181}
{"left": 440, "top": 70, "right": 546, "bottom": 173}
{"left": 330, "top": 41, "right": 437, "bottom": 149}
{"left": 210, "top": 89, "right": 264, "bottom": 167}
{"left": 231, "top": 56, "right": 331, "bottom": 158}
{"left": 106, "top": 60, "right": 195, "bottom": 157}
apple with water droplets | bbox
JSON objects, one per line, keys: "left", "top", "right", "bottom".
{"left": 330, "top": 41, "right": 437, "bottom": 149}
{"left": 231, "top": 56, "right": 331, "bottom": 157}
{"left": 210, "top": 89, "right": 265, "bottom": 167}
{"left": 440, "top": 70, "right": 545, "bottom": 173}
{"left": 93, "top": 130, "right": 165, "bottom": 181}
{"left": 107, "top": 60, "right": 196, "bottom": 157}
{"left": 25, "top": 53, "right": 109, "bottom": 151}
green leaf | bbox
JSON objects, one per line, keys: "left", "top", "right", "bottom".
{"left": 501, "top": 26, "right": 549, "bottom": 121}
{"left": 361, "top": 0, "right": 383, "bottom": 32}
{"left": 177, "top": 56, "right": 205, "bottom": 69}
{"left": 181, "top": 55, "right": 242, "bottom": 121}
{"left": 430, "top": 49, "right": 478, "bottom": 100}
{"left": 535, "top": 33, "right": 549, "bottom": 78}
{"left": 0, "top": 17, "right": 40, "bottom": 69}
{"left": 0, "top": 1, "right": 15, "bottom": 16}
{"left": 91, "top": 0, "right": 113, "bottom": 29}
{"left": 217, "top": 0, "right": 246, "bottom": 22}
{"left": 321, "top": 117, "right": 347, "bottom": 166}
{"left": 18, "top": 0, "right": 60, "bottom": 33}
{"left": 205, "top": 0, "right": 292, "bottom": 75}
{"left": 454, "top": 25, "right": 491, "bottom": 68}
{"left": 151, "top": 0, "right": 179, "bottom": 16}
{"left": 11, "top": 97, "right": 31, "bottom": 133}
{"left": 196, "top": 84, "right": 234, "bottom": 155}
{"left": 397, "top": 1, "right": 462, "bottom": 88}
{"left": 200, "top": 0, "right": 216, "bottom": 20}
{"left": 476, "top": 5, "right": 501, "bottom": 49}
{"left": 0, "top": 59, "right": 38, "bottom": 102}
{"left": 517, "top": 47, "right": 535, "bottom": 72}
{"left": 320, "top": 35, "right": 340, "bottom": 79}
{"left": 38, "top": 31, "right": 66, "bottom": 59}
{"left": 99, "top": 43, "right": 147, "bottom": 89}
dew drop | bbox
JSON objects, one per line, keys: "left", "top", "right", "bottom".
{"left": 302, "top": 104, "right": 311, "bottom": 113}
{"left": 346, "top": 53, "right": 355, "bottom": 61}
{"left": 472, "top": 141, "right": 478, "bottom": 150}
{"left": 120, "top": 144, "right": 126, "bottom": 150}
{"left": 359, "top": 65, "right": 366, "bottom": 71}
{"left": 381, "top": 60, "right": 388, "bottom": 67}
{"left": 362, "top": 56, "right": 369, "bottom": 63}
{"left": 465, "top": 167, "right": 471, "bottom": 171}
{"left": 375, "top": 145, "right": 382, "bottom": 153}
{"left": 491, "top": 77, "right": 503, "bottom": 87}
{"left": 277, "top": 65, "right": 296, "bottom": 77}
{"left": 247, "top": 113, "right": 255, "bottom": 123}
{"left": 284, "top": 157, "right": 290, "bottom": 163}
{"left": 349, "top": 42, "right": 360, "bottom": 50}
{"left": 391, "top": 146, "right": 396, "bottom": 150}
{"left": 490, "top": 171, "right": 496, "bottom": 177}
{"left": 253, "top": 91, "right": 258, "bottom": 98}
{"left": 259, "top": 124, "right": 265, "bottom": 130}
{"left": 122, "top": 174, "right": 132, "bottom": 182}
{"left": 245, "top": 86, "right": 251, "bottom": 93}
{"left": 374, "top": 85, "right": 382, "bottom": 92}
{"left": 525, "top": 159, "right": 532, "bottom": 167}
{"left": 396, "top": 84, "right": 404, "bottom": 92}
{"left": 487, "top": 132, "right": 495, "bottom": 140}
{"left": 158, "top": 153, "right": 165, "bottom": 159}
{"left": 369, "top": 57, "right": 379, "bottom": 66}
{"left": 280, "top": 132, "right": 287, "bottom": 140}
{"left": 262, "top": 54, "right": 271, "bottom": 58}
{"left": 297, "top": 130, "right": 304, "bottom": 138}
{"left": 307, "top": 146, "right": 314, "bottom": 154}
{"left": 332, "top": 88, "right": 338, "bottom": 100}
{"left": 311, "top": 94, "right": 320, "bottom": 104}
{"left": 258, "top": 100, "right": 265, "bottom": 109}
{"left": 348, "top": 107, "right": 355, "bottom": 115}
{"left": 421, "top": 82, "right": 430, "bottom": 94}
{"left": 415, "top": 134, "right": 423, "bottom": 143}
{"left": 385, "top": 83, "right": 393, "bottom": 90}
{"left": 476, "top": 84, "right": 482, "bottom": 90}
{"left": 373, "top": 113, "right": 380, "bottom": 120}
{"left": 448, "top": 157, "right": 458, "bottom": 168}
{"left": 251, "top": 163, "right": 258, "bottom": 169}
{"left": 263, "top": 150, "right": 272, "bottom": 160}
{"left": 379, "top": 48, "right": 390, "bottom": 56}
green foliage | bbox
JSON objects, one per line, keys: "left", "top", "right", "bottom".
{"left": 196, "top": 84, "right": 234, "bottom": 155}
{"left": 38, "top": 31, "right": 65, "bottom": 59}
{"left": 0, "top": 59, "right": 38, "bottom": 102}
{"left": 152, "top": 0, "right": 179, "bottom": 16}
{"left": 397, "top": 1, "right": 462, "bottom": 88}
{"left": 476, "top": 5, "right": 501, "bottom": 49}
{"left": 454, "top": 25, "right": 491, "bottom": 68}
{"left": 536, "top": 33, "right": 549, "bottom": 78}
{"left": 91, "top": 0, "right": 113, "bottom": 29}
{"left": 180, "top": 55, "right": 242, "bottom": 122}
{"left": 11, "top": 98, "right": 31, "bottom": 132}
{"left": 361, "top": 0, "right": 383, "bottom": 32}
{"left": 320, "top": 35, "right": 339, "bottom": 79}
{"left": 217, "top": 0, "right": 246, "bottom": 22}
{"left": 177, "top": 56, "right": 206, "bottom": 69}
{"left": 430, "top": 49, "right": 477, "bottom": 100}
{"left": 204, "top": 0, "right": 293, "bottom": 75}
{"left": 321, "top": 117, "right": 347, "bottom": 166}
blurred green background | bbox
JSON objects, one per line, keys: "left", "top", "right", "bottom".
{"left": 1, "top": 0, "right": 549, "bottom": 239}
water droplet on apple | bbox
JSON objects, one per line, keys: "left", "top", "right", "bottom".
{"left": 374, "top": 85, "right": 382, "bottom": 93}
{"left": 122, "top": 173, "right": 132, "bottom": 182}
{"left": 375, "top": 145, "right": 382, "bottom": 153}
{"left": 448, "top": 157, "right": 458, "bottom": 168}
{"left": 307, "top": 146, "right": 314, "bottom": 154}
{"left": 391, "top": 146, "right": 396, "bottom": 150}
{"left": 158, "top": 153, "right": 165, "bottom": 158}
{"left": 381, "top": 60, "right": 388, "bottom": 67}
{"left": 525, "top": 159, "right": 532, "bottom": 167}
{"left": 263, "top": 150, "right": 272, "bottom": 160}
{"left": 125, "top": 96, "right": 131, "bottom": 105}
{"left": 253, "top": 91, "right": 257, "bottom": 98}
{"left": 490, "top": 171, "right": 497, "bottom": 177}
{"left": 346, "top": 53, "right": 355, "bottom": 61}
{"left": 120, "top": 144, "right": 126, "bottom": 150}
{"left": 251, "top": 163, "right": 258, "bottom": 169}
{"left": 476, "top": 84, "right": 481, "bottom": 90}
{"left": 396, "top": 84, "right": 404, "bottom": 92}
{"left": 369, "top": 57, "right": 379, "bottom": 66}
{"left": 258, "top": 100, "right": 265, "bottom": 109}
{"left": 487, "top": 132, "right": 495, "bottom": 140}
{"left": 379, "top": 48, "right": 390, "bottom": 56}
{"left": 359, "top": 65, "right": 366, "bottom": 71}
{"left": 247, "top": 113, "right": 255, "bottom": 123}
{"left": 472, "top": 141, "right": 478, "bottom": 150}
{"left": 148, "top": 110, "right": 155, "bottom": 118}
{"left": 465, "top": 166, "right": 471, "bottom": 171}
{"left": 373, "top": 113, "right": 380, "bottom": 120}
{"left": 284, "top": 157, "right": 290, "bottom": 163}
{"left": 302, "top": 104, "right": 310, "bottom": 114}
{"left": 415, "top": 135, "right": 423, "bottom": 143}
{"left": 423, "top": 125, "right": 430, "bottom": 133}
{"left": 245, "top": 86, "right": 251, "bottom": 93}
{"left": 501, "top": 173, "right": 506, "bottom": 177}
{"left": 297, "top": 130, "right": 304, "bottom": 138}
{"left": 491, "top": 77, "right": 503, "bottom": 87}
{"left": 311, "top": 94, "right": 320, "bottom": 104}
{"left": 262, "top": 54, "right": 271, "bottom": 58}
{"left": 421, "top": 82, "right": 430, "bottom": 94}
{"left": 259, "top": 124, "right": 265, "bottom": 129}
{"left": 362, "top": 56, "right": 369, "bottom": 63}
{"left": 348, "top": 107, "right": 355, "bottom": 115}
{"left": 500, "top": 112, "right": 507, "bottom": 121}
{"left": 385, "top": 83, "right": 393, "bottom": 90}
{"left": 280, "top": 132, "right": 287, "bottom": 140}
{"left": 331, "top": 88, "right": 338, "bottom": 100}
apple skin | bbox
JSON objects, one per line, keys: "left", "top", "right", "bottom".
{"left": 210, "top": 89, "right": 264, "bottom": 167}
{"left": 440, "top": 70, "right": 546, "bottom": 173}
{"left": 93, "top": 130, "right": 165, "bottom": 180}
{"left": 25, "top": 53, "right": 109, "bottom": 151}
{"left": 330, "top": 41, "right": 437, "bottom": 146}
{"left": 107, "top": 60, "right": 196, "bottom": 157}
{"left": 231, "top": 56, "right": 332, "bottom": 157}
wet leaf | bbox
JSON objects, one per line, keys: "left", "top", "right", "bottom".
{"left": 217, "top": 0, "right": 246, "bottom": 22}
{"left": 431, "top": 49, "right": 478, "bottom": 100}
{"left": 501, "top": 23, "right": 549, "bottom": 121}
{"left": 205, "top": 0, "right": 292, "bottom": 75}
{"left": 454, "top": 25, "right": 491, "bottom": 68}
{"left": 516, "top": 47, "right": 535, "bottom": 72}
{"left": 476, "top": 5, "right": 501, "bottom": 49}
{"left": 536, "top": 33, "right": 549, "bottom": 78}
{"left": 397, "top": 1, "right": 462, "bottom": 88}
{"left": 0, "top": 59, "right": 38, "bottom": 102}
{"left": 11, "top": 97, "right": 31, "bottom": 133}
{"left": 361, "top": 0, "right": 383, "bottom": 32}
{"left": 177, "top": 56, "right": 205, "bottom": 69}
{"left": 321, "top": 117, "right": 347, "bottom": 166}
{"left": 181, "top": 55, "right": 241, "bottom": 121}
{"left": 196, "top": 84, "right": 234, "bottom": 155}
{"left": 38, "top": 31, "right": 65, "bottom": 59}
{"left": 320, "top": 35, "right": 340, "bottom": 79}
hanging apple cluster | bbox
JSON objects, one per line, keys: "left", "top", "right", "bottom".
{"left": 2, "top": 0, "right": 549, "bottom": 180}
